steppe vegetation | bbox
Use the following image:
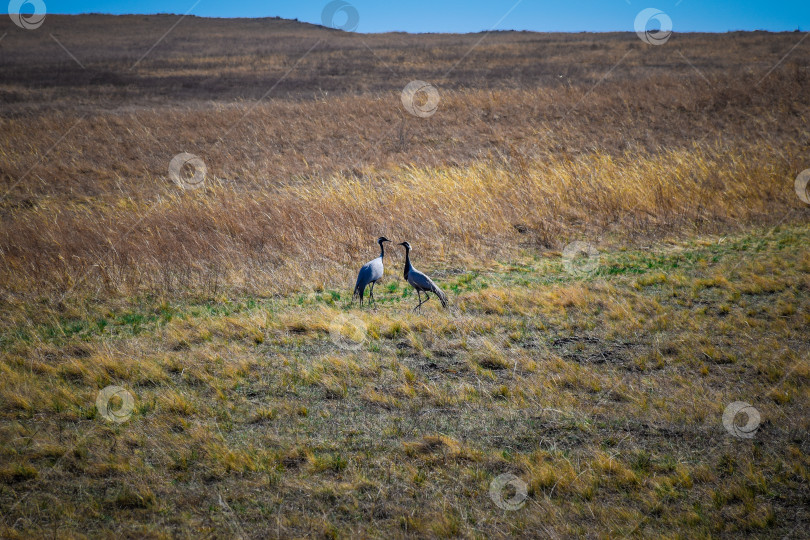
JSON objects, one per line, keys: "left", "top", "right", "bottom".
{"left": 0, "top": 14, "right": 808, "bottom": 537}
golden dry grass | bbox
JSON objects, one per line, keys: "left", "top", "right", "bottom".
{"left": 1, "top": 140, "right": 805, "bottom": 313}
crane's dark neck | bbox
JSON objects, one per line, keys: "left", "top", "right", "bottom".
{"left": 378, "top": 241, "right": 386, "bottom": 259}
{"left": 402, "top": 248, "right": 412, "bottom": 280}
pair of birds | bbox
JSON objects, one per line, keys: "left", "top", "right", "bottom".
{"left": 353, "top": 236, "right": 448, "bottom": 310}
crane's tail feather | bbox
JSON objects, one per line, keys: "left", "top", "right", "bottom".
{"left": 431, "top": 284, "right": 448, "bottom": 308}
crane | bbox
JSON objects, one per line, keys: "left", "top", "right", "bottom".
{"left": 397, "top": 241, "right": 448, "bottom": 310}
{"left": 353, "top": 236, "right": 391, "bottom": 306}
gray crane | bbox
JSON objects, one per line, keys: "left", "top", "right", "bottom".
{"left": 353, "top": 236, "right": 391, "bottom": 306}
{"left": 397, "top": 241, "right": 448, "bottom": 310}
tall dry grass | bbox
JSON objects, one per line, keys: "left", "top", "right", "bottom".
{"left": 1, "top": 139, "right": 803, "bottom": 309}
{"left": 2, "top": 69, "right": 808, "bottom": 201}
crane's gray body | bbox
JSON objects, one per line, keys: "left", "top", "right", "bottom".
{"left": 355, "top": 256, "right": 383, "bottom": 295}
{"left": 400, "top": 242, "right": 448, "bottom": 309}
{"left": 353, "top": 237, "right": 390, "bottom": 306}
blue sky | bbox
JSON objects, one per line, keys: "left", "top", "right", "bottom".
{"left": 39, "top": 1, "right": 810, "bottom": 33}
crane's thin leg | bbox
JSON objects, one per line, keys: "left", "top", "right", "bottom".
{"left": 369, "top": 281, "right": 375, "bottom": 304}
{"left": 359, "top": 286, "right": 364, "bottom": 307}
{"left": 414, "top": 290, "right": 431, "bottom": 311}
{"left": 413, "top": 290, "right": 422, "bottom": 311}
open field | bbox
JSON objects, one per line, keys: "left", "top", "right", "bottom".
{"left": 1, "top": 14, "right": 809, "bottom": 538}
{"left": 1, "top": 224, "right": 809, "bottom": 537}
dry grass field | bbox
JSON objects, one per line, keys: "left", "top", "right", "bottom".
{"left": 0, "top": 14, "right": 809, "bottom": 538}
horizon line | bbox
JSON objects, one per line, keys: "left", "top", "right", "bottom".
{"left": 35, "top": 13, "right": 805, "bottom": 35}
